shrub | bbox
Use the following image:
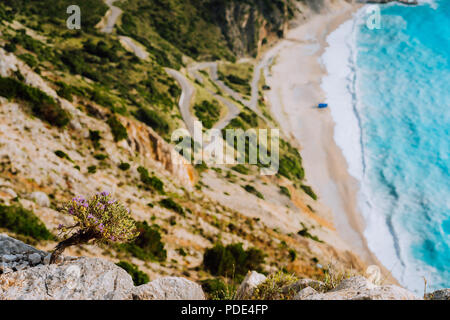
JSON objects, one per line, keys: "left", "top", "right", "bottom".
{"left": 0, "top": 77, "right": 70, "bottom": 127}
{"left": 107, "top": 115, "right": 128, "bottom": 142}
{"left": 89, "top": 130, "right": 102, "bottom": 149}
{"left": 50, "top": 192, "right": 138, "bottom": 263}
{"left": 87, "top": 165, "right": 97, "bottom": 174}
{"left": 56, "top": 81, "right": 74, "bottom": 102}
{"left": 300, "top": 185, "right": 317, "bottom": 200}
{"left": 298, "top": 223, "right": 323, "bottom": 243}
{"left": 134, "top": 108, "right": 169, "bottom": 135}
{"left": 118, "top": 162, "right": 131, "bottom": 171}
{"left": 203, "top": 243, "right": 265, "bottom": 279}
{"left": 159, "top": 198, "right": 184, "bottom": 216}
{"left": 279, "top": 156, "right": 304, "bottom": 182}
{"left": 251, "top": 271, "right": 299, "bottom": 300}
{"left": 201, "top": 278, "right": 237, "bottom": 300}
{"left": 243, "top": 185, "right": 264, "bottom": 200}
{"left": 18, "top": 53, "right": 38, "bottom": 69}
{"left": 120, "top": 221, "right": 167, "bottom": 262}
{"left": 288, "top": 249, "right": 297, "bottom": 262}
{"left": 54, "top": 150, "right": 73, "bottom": 162}
{"left": 94, "top": 154, "right": 108, "bottom": 161}
{"left": 137, "top": 166, "right": 164, "bottom": 194}
{"left": 280, "top": 186, "right": 291, "bottom": 199}
{"left": 231, "top": 164, "right": 249, "bottom": 175}
{"left": 116, "top": 261, "right": 149, "bottom": 286}
{"left": 0, "top": 204, "right": 53, "bottom": 241}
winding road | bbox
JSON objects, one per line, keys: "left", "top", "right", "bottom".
{"left": 101, "top": 0, "right": 122, "bottom": 34}
{"left": 164, "top": 68, "right": 196, "bottom": 135}
{"left": 100, "top": 0, "right": 268, "bottom": 135}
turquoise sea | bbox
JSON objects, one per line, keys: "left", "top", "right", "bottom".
{"left": 323, "top": 0, "right": 449, "bottom": 293}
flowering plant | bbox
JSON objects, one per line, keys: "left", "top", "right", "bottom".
{"left": 50, "top": 192, "right": 139, "bottom": 263}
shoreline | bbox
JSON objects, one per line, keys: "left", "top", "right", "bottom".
{"left": 263, "top": 2, "right": 399, "bottom": 284}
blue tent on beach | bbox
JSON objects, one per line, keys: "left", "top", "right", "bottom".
{"left": 318, "top": 103, "right": 328, "bottom": 109}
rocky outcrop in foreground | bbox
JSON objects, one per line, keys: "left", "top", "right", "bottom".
{"left": 236, "top": 271, "right": 449, "bottom": 301}
{"left": 0, "top": 235, "right": 204, "bottom": 300}
{"left": 1, "top": 235, "right": 448, "bottom": 300}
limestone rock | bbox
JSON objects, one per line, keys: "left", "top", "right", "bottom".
{"left": 426, "top": 289, "right": 450, "bottom": 300}
{"left": 0, "top": 187, "right": 17, "bottom": 199}
{"left": 282, "top": 279, "right": 326, "bottom": 294}
{"left": 28, "top": 253, "right": 42, "bottom": 266}
{"left": 29, "top": 191, "right": 50, "bottom": 207}
{"left": 132, "top": 277, "right": 205, "bottom": 300}
{"left": 235, "top": 271, "right": 267, "bottom": 300}
{"left": 293, "top": 287, "right": 318, "bottom": 300}
{"left": 0, "top": 258, "right": 134, "bottom": 300}
{"left": 302, "top": 276, "right": 420, "bottom": 300}
{"left": 1, "top": 255, "right": 17, "bottom": 263}
{"left": 0, "top": 234, "right": 44, "bottom": 256}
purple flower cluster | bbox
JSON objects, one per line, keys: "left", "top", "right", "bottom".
{"left": 60, "top": 191, "right": 138, "bottom": 244}
{"left": 72, "top": 196, "right": 88, "bottom": 208}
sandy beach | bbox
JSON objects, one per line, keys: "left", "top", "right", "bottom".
{"left": 263, "top": 1, "right": 397, "bottom": 283}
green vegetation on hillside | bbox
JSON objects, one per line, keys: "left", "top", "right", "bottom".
{"left": 159, "top": 198, "right": 185, "bottom": 216}
{"left": 0, "top": 77, "right": 71, "bottom": 127}
{"left": 243, "top": 184, "right": 264, "bottom": 200}
{"left": 134, "top": 107, "right": 170, "bottom": 135}
{"left": 0, "top": 1, "right": 182, "bottom": 140}
{"left": 117, "top": 0, "right": 234, "bottom": 62}
{"left": 218, "top": 62, "right": 253, "bottom": 97}
{"left": 55, "top": 150, "right": 73, "bottom": 162}
{"left": 137, "top": 166, "right": 165, "bottom": 194}
{"left": 0, "top": 204, "right": 53, "bottom": 241}
{"left": 300, "top": 184, "right": 317, "bottom": 200}
{"left": 298, "top": 223, "right": 323, "bottom": 243}
{"left": 116, "top": 261, "right": 150, "bottom": 286}
{"left": 3, "top": 0, "right": 108, "bottom": 29}
{"left": 107, "top": 115, "right": 128, "bottom": 142}
{"left": 203, "top": 243, "right": 265, "bottom": 280}
{"left": 119, "top": 221, "right": 167, "bottom": 262}
{"left": 201, "top": 278, "right": 237, "bottom": 300}
{"left": 193, "top": 100, "right": 221, "bottom": 129}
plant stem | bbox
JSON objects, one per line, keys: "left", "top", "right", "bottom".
{"left": 50, "top": 229, "right": 99, "bottom": 264}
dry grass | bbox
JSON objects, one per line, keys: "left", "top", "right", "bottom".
{"left": 251, "top": 271, "right": 299, "bottom": 300}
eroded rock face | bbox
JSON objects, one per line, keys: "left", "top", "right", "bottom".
{"left": 0, "top": 257, "right": 134, "bottom": 300}
{"left": 132, "top": 277, "right": 205, "bottom": 300}
{"left": 235, "top": 271, "right": 267, "bottom": 300}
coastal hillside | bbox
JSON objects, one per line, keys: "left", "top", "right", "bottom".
{"left": 1, "top": 0, "right": 439, "bottom": 300}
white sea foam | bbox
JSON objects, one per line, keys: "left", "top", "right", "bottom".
{"left": 320, "top": 12, "right": 364, "bottom": 182}
{"left": 320, "top": 8, "right": 410, "bottom": 290}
